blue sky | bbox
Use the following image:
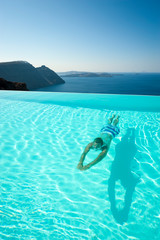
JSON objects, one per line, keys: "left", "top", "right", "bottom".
{"left": 0, "top": 0, "right": 160, "bottom": 72}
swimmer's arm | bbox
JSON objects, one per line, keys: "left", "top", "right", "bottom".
{"left": 77, "top": 143, "right": 92, "bottom": 170}
{"left": 80, "top": 148, "right": 108, "bottom": 171}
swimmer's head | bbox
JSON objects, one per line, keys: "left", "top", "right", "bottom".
{"left": 93, "top": 138, "right": 103, "bottom": 150}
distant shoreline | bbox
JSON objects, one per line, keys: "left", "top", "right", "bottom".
{"left": 58, "top": 72, "right": 160, "bottom": 78}
{"left": 61, "top": 73, "right": 124, "bottom": 77}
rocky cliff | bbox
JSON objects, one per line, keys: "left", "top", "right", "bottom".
{"left": 0, "top": 77, "right": 29, "bottom": 91}
{"left": 36, "top": 65, "right": 65, "bottom": 85}
{"left": 0, "top": 61, "right": 65, "bottom": 90}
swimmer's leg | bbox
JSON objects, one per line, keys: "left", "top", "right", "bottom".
{"left": 113, "top": 115, "right": 120, "bottom": 126}
{"left": 108, "top": 114, "right": 115, "bottom": 124}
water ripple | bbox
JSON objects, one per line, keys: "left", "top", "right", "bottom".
{"left": 0, "top": 99, "right": 160, "bottom": 239}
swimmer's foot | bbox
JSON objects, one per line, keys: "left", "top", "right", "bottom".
{"left": 108, "top": 114, "right": 115, "bottom": 124}
{"left": 113, "top": 115, "right": 120, "bottom": 126}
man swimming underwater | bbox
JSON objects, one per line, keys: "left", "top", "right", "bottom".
{"left": 77, "top": 114, "right": 120, "bottom": 171}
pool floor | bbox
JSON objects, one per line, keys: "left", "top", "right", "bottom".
{"left": 0, "top": 93, "right": 160, "bottom": 239}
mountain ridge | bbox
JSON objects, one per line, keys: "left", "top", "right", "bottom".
{"left": 0, "top": 61, "right": 65, "bottom": 90}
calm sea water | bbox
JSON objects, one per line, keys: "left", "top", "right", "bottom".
{"left": 0, "top": 91, "right": 160, "bottom": 239}
{"left": 37, "top": 73, "right": 160, "bottom": 95}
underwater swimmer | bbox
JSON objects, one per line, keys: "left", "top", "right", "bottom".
{"left": 77, "top": 114, "right": 120, "bottom": 171}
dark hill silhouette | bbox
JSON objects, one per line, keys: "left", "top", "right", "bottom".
{"left": 0, "top": 77, "right": 28, "bottom": 90}
{"left": 0, "top": 61, "right": 65, "bottom": 90}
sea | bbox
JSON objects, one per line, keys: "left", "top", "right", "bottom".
{"left": 36, "top": 73, "right": 160, "bottom": 95}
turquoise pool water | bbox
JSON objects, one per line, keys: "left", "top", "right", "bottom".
{"left": 0, "top": 91, "right": 160, "bottom": 240}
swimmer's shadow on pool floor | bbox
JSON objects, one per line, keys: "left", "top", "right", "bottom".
{"left": 108, "top": 128, "right": 140, "bottom": 225}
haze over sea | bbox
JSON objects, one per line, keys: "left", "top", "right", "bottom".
{"left": 37, "top": 73, "right": 160, "bottom": 96}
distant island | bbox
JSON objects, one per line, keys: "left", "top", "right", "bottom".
{"left": 58, "top": 71, "right": 124, "bottom": 77}
{"left": 0, "top": 61, "right": 65, "bottom": 90}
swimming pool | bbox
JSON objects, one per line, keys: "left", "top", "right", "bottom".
{"left": 0, "top": 91, "right": 160, "bottom": 240}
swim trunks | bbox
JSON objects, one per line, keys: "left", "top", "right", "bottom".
{"left": 100, "top": 124, "right": 120, "bottom": 138}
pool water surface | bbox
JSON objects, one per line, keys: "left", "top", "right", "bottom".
{"left": 0, "top": 91, "right": 160, "bottom": 240}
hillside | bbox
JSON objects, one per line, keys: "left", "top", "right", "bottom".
{"left": 0, "top": 61, "right": 65, "bottom": 90}
{"left": 36, "top": 65, "right": 65, "bottom": 85}
{"left": 0, "top": 77, "right": 28, "bottom": 90}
